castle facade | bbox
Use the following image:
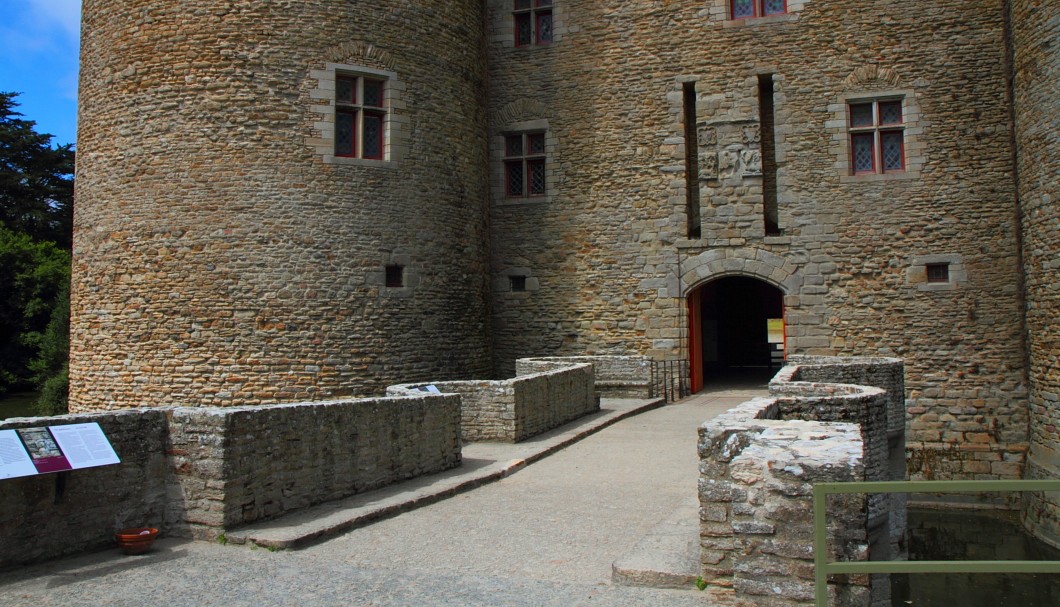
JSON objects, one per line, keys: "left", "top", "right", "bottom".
{"left": 71, "top": 1, "right": 1058, "bottom": 542}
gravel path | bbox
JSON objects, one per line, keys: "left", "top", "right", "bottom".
{"left": 0, "top": 389, "right": 761, "bottom": 607}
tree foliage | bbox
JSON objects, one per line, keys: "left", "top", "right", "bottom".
{"left": 0, "top": 226, "right": 70, "bottom": 395}
{"left": 31, "top": 279, "right": 70, "bottom": 416}
{"left": 0, "top": 92, "right": 74, "bottom": 248}
{"left": 0, "top": 92, "right": 73, "bottom": 413}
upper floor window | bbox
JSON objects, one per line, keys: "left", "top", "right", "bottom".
{"left": 336, "top": 75, "right": 386, "bottom": 160}
{"left": 731, "top": 0, "right": 787, "bottom": 19}
{"left": 505, "top": 132, "right": 546, "bottom": 198}
{"left": 849, "top": 99, "right": 904, "bottom": 174}
{"left": 515, "top": 0, "right": 553, "bottom": 47}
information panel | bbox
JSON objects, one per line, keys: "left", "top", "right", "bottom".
{"left": 0, "top": 430, "right": 37, "bottom": 479}
{"left": 0, "top": 423, "right": 120, "bottom": 480}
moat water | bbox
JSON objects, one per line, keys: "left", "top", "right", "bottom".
{"left": 891, "top": 508, "right": 1060, "bottom": 606}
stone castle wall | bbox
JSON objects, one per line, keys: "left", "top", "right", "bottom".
{"left": 485, "top": 0, "right": 1027, "bottom": 481}
{"left": 69, "top": 0, "right": 1049, "bottom": 493}
{"left": 1012, "top": 0, "right": 1060, "bottom": 548}
{"left": 166, "top": 395, "right": 461, "bottom": 539}
{"left": 1, "top": 358, "right": 610, "bottom": 566}
{"left": 71, "top": 0, "right": 493, "bottom": 409}
{"left": 0, "top": 410, "right": 168, "bottom": 569}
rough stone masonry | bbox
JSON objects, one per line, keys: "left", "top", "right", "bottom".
{"left": 70, "top": 0, "right": 1059, "bottom": 548}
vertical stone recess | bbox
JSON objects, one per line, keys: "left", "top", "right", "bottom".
{"left": 72, "top": 0, "right": 492, "bottom": 410}
{"left": 1012, "top": 0, "right": 1060, "bottom": 549}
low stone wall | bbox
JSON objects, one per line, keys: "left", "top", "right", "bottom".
{"left": 699, "top": 356, "right": 906, "bottom": 606}
{"left": 0, "top": 394, "right": 460, "bottom": 565}
{"left": 0, "top": 410, "right": 169, "bottom": 568}
{"left": 778, "top": 356, "right": 907, "bottom": 560}
{"left": 166, "top": 395, "right": 461, "bottom": 539}
{"left": 388, "top": 361, "right": 597, "bottom": 442}
{"left": 781, "top": 355, "right": 905, "bottom": 440}
{"left": 515, "top": 355, "right": 651, "bottom": 398}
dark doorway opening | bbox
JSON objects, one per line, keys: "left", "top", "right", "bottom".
{"left": 688, "top": 276, "right": 784, "bottom": 391}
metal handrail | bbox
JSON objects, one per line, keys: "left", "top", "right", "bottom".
{"left": 813, "top": 480, "right": 1060, "bottom": 606}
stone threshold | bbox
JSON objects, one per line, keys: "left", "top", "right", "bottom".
{"left": 224, "top": 397, "right": 665, "bottom": 550}
{"left": 612, "top": 502, "right": 739, "bottom": 605}
{"left": 611, "top": 501, "right": 701, "bottom": 590}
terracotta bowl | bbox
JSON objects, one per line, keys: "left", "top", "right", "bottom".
{"left": 115, "top": 527, "right": 159, "bottom": 555}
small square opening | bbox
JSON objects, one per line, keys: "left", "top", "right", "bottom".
{"left": 926, "top": 263, "right": 950, "bottom": 283}
{"left": 509, "top": 275, "right": 527, "bottom": 292}
{"left": 385, "top": 265, "right": 404, "bottom": 288}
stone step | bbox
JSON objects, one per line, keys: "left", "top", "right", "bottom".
{"left": 612, "top": 502, "right": 702, "bottom": 590}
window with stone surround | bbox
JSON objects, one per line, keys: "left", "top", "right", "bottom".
{"left": 335, "top": 75, "right": 386, "bottom": 160}
{"left": 514, "top": 0, "right": 553, "bottom": 47}
{"left": 307, "top": 62, "right": 404, "bottom": 167}
{"left": 848, "top": 99, "right": 905, "bottom": 174}
{"left": 709, "top": 0, "right": 806, "bottom": 26}
{"left": 829, "top": 86, "right": 924, "bottom": 183}
{"left": 908, "top": 255, "right": 965, "bottom": 291}
{"left": 504, "top": 131, "right": 547, "bottom": 198}
{"left": 731, "top": 0, "right": 787, "bottom": 19}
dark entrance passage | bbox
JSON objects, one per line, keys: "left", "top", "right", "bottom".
{"left": 688, "top": 276, "right": 784, "bottom": 391}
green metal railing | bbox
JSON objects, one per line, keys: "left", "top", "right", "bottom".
{"left": 813, "top": 480, "right": 1060, "bottom": 606}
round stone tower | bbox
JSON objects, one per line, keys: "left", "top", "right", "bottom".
{"left": 72, "top": 0, "right": 492, "bottom": 409}
{"left": 1012, "top": 0, "right": 1060, "bottom": 548}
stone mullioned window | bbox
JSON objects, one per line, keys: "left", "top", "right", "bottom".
{"left": 490, "top": 0, "right": 567, "bottom": 49}
{"left": 731, "top": 0, "right": 787, "bottom": 19}
{"left": 829, "top": 87, "right": 925, "bottom": 183}
{"left": 707, "top": 0, "right": 809, "bottom": 26}
{"left": 307, "top": 62, "right": 406, "bottom": 167}
{"left": 335, "top": 75, "right": 386, "bottom": 160}
{"left": 514, "top": 0, "right": 553, "bottom": 47}
{"left": 849, "top": 99, "right": 905, "bottom": 174}
{"left": 492, "top": 119, "right": 556, "bottom": 205}
{"left": 504, "top": 131, "right": 547, "bottom": 198}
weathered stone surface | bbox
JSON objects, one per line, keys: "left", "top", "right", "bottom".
{"left": 0, "top": 410, "right": 168, "bottom": 569}
{"left": 699, "top": 357, "right": 905, "bottom": 606}
{"left": 68, "top": 0, "right": 1059, "bottom": 558}
{"left": 72, "top": 0, "right": 493, "bottom": 409}
{"left": 388, "top": 359, "right": 598, "bottom": 442}
{"left": 1012, "top": 0, "right": 1060, "bottom": 550}
{"left": 515, "top": 356, "right": 652, "bottom": 399}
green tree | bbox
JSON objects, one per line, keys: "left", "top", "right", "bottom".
{"left": 0, "top": 92, "right": 74, "bottom": 413}
{"left": 30, "top": 280, "right": 70, "bottom": 416}
{"left": 0, "top": 92, "right": 74, "bottom": 248}
{"left": 0, "top": 226, "right": 70, "bottom": 397}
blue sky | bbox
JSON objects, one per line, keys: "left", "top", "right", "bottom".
{"left": 0, "top": 0, "right": 81, "bottom": 147}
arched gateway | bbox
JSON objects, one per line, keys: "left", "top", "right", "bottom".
{"left": 678, "top": 248, "right": 801, "bottom": 392}
{"left": 687, "top": 277, "right": 785, "bottom": 391}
